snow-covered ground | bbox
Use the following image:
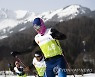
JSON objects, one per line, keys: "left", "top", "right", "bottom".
{"left": 0, "top": 73, "right": 95, "bottom": 77}
{"left": 0, "top": 71, "right": 95, "bottom": 77}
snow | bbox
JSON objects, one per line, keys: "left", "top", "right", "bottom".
{"left": 0, "top": 4, "right": 91, "bottom": 40}
{"left": 9, "top": 31, "right": 13, "bottom": 33}
{"left": 36, "top": 5, "right": 91, "bottom": 22}
{"left": 25, "top": 12, "right": 37, "bottom": 22}
{"left": 0, "top": 19, "right": 18, "bottom": 30}
{"left": 19, "top": 27, "right": 26, "bottom": 31}
{"left": 0, "top": 71, "right": 95, "bottom": 77}
{"left": 0, "top": 35, "right": 8, "bottom": 39}
{"left": 38, "top": 11, "right": 56, "bottom": 21}
{"left": 0, "top": 76, "right": 35, "bottom": 77}
{"left": 0, "top": 5, "right": 91, "bottom": 30}
{"left": 0, "top": 73, "right": 95, "bottom": 77}
{"left": 0, "top": 8, "right": 37, "bottom": 34}
{"left": 15, "top": 10, "right": 28, "bottom": 19}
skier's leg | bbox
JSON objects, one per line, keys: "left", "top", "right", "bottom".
{"left": 44, "top": 67, "right": 55, "bottom": 77}
{"left": 58, "top": 68, "right": 66, "bottom": 77}
{"left": 44, "top": 58, "right": 56, "bottom": 77}
{"left": 56, "top": 56, "right": 67, "bottom": 77}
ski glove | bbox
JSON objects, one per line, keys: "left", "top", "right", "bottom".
{"left": 50, "top": 28, "right": 66, "bottom": 40}
{"left": 10, "top": 51, "right": 21, "bottom": 57}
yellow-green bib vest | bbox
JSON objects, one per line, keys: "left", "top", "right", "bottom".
{"left": 18, "top": 74, "right": 26, "bottom": 77}
{"left": 36, "top": 66, "right": 46, "bottom": 76}
{"left": 33, "top": 58, "right": 46, "bottom": 76}
{"left": 35, "top": 28, "right": 62, "bottom": 58}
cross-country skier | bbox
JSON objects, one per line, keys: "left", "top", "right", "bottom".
{"left": 32, "top": 51, "right": 46, "bottom": 77}
{"left": 14, "top": 60, "right": 27, "bottom": 77}
{"left": 11, "top": 17, "right": 67, "bottom": 77}
{"left": 8, "top": 63, "right": 14, "bottom": 72}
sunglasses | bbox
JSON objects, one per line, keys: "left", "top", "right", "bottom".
{"left": 33, "top": 24, "right": 41, "bottom": 30}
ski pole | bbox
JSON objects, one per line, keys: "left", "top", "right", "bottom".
{"left": 10, "top": 52, "right": 37, "bottom": 77}
{"left": 15, "top": 56, "right": 27, "bottom": 68}
{"left": 10, "top": 52, "right": 28, "bottom": 68}
{"left": 62, "top": 53, "right": 76, "bottom": 77}
{"left": 15, "top": 56, "right": 38, "bottom": 77}
{"left": 55, "top": 40, "right": 75, "bottom": 77}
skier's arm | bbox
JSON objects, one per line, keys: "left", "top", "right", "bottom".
{"left": 11, "top": 40, "right": 38, "bottom": 56}
{"left": 50, "top": 28, "right": 67, "bottom": 40}
{"left": 18, "top": 40, "right": 38, "bottom": 55}
{"left": 28, "top": 64, "right": 35, "bottom": 70}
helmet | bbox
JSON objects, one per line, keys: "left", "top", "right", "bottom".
{"left": 34, "top": 51, "right": 42, "bottom": 57}
{"left": 33, "top": 18, "right": 46, "bottom": 35}
{"left": 33, "top": 18, "right": 41, "bottom": 26}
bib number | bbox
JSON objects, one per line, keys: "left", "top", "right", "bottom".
{"left": 48, "top": 44, "right": 56, "bottom": 51}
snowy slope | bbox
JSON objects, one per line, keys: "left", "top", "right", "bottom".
{"left": 0, "top": 73, "right": 95, "bottom": 77}
{"left": 0, "top": 71, "right": 95, "bottom": 77}
{"left": 37, "top": 5, "right": 91, "bottom": 22}
{"left": 0, "top": 5, "right": 91, "bottom": 39}
{"left": 0, "top": 8, "right": 36, "bottom": 30}
{"left": 0, "top": 9, "right": 37, "bottom": 39}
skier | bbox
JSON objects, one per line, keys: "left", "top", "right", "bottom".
{"left": 14, "top": 60, "right": 27, "bottom": 77}
{"left": 8, "top": 63, "right": 14, "bottom": 72}
{"left": 32, "top": 51, "right": 46, "bottom": 77}
{"left": 11, "top": 17, "right": 67, "bottom": 77}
